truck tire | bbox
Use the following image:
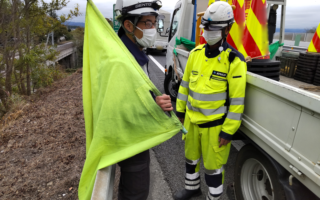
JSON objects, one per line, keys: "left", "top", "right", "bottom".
{"left": 164, "top": 70, "right": 178, "bottom": 102}
{"left": 234, "top": 145, "right": 286, "bottom": 200}
{"left": 146, "top": 48, "right": 151, "bottom": 55}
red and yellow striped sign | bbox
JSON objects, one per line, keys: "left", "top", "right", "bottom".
{"left": 307, "top": 23, "right": 320, "bottom": 53}
{"left": 244, "top": 0, "right": 251, "bottom": 21}
{"left": 242, "top": 0, "right": 269, "bottom": 59}
{"left": 227, "top": 0, "right": 245, "bottom": 53}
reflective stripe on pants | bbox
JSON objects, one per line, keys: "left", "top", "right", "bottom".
{"left": 183, "top": 115, "right": 231, "bottom": 196}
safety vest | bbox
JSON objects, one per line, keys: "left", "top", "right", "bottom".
{"left": 176, "top": 43, "right": 247, "bottom": 139}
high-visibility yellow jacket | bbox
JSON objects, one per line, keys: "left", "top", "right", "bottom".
{"left": 176, "top": 41, "right": 247, "bottom": 140}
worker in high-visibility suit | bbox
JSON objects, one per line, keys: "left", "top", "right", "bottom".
{"left": 173, "top": 2, "right": 247, "bottom": 200}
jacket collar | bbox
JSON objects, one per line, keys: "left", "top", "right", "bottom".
{"left": 205, "top": 39, "right": 229, "bottom": 59}
{"left": 121, "top": 34, "right": 149, "bottom": 67}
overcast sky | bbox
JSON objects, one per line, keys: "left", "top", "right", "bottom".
{"left": 57, "top": 0, "right": 320, "bottom": 29}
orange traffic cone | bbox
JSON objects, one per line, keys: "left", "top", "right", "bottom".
{"left": 227, "top": 0, "right": 245, "bottom": 52}
{"left": 307, "top": 23, "right": 320, "bottom": 53}
{"left": 242, "top": 0, "right": 269, "bottom": 59}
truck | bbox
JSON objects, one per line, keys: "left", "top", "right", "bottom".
{"left": 146, "top": 9, "right": 171, "bottom": 54}
{"left": 162, "top": 0, "right": 320, "bottom": 199}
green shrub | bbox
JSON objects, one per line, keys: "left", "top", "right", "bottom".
{"left": 32, "top": 65, "right": 65, "bottom": 89}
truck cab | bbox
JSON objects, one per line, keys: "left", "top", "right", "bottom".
{"left": 147, "top": 9, "right": 171, "bottom": 53}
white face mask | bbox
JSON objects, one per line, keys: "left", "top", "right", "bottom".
{"left": 135, "top": 26, "right": 157, "bottom": 48}
{"left": 203, "top": 30, "right": 222, "bottom": 45}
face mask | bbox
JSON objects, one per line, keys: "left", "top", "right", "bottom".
{"left": 135, "top": 26, "right": 157, "bottom": 48}
{"left": 203, "top": 30, "right": 222, "bottom": 45}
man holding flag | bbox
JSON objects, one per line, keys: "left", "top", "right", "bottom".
{"left": 114, "top": 0, "right": 173, "bottom": 199}
{"left": 79, "top": 0, "right": 183, "bottom": 199}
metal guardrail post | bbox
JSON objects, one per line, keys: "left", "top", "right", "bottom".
{"left": 91, "top": 165, "right": 116, "bottom": 200}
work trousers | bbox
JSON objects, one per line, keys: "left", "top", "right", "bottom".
{"left": 183, "top": 116, "right": 231, "bottom": 200}
{"left": 118, "top": 150, "right": 150, "bottom": 200}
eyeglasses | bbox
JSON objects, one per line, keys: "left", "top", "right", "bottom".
{"left": 138, "top": 21, "right": 158, "bottom": 29}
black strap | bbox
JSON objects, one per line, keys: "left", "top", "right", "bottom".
{"left": 228, "top": 51, "right": 236, "bottom": 64}
{"left": 198, "top": 115, "right": 226, "bottom": 128}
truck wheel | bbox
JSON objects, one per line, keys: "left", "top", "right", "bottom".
{"left": 164, "top": 70, "right": 178, "bottom": 102}
{"left": 234, "top": 145, "right": 286, "bottom": 200}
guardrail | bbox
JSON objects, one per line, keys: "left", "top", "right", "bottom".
{"left": 274, "top": 32, "right": 314, "bottom": 43}
{"left": 91, "top": 165, "right": 116, "bottom": 200}
{"left": 56, "top": 42, "right": 74, "bottom": 51}
{"left": 282, "top": 45, "right": 308, "bottom": 53}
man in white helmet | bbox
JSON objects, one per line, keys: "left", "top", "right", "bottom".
{"left": 114, "top": 0, "right": 173, "bottom": 199}
{"left": 174, "top": 1, "right": 247, "bottom": 200}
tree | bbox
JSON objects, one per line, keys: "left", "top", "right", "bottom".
{"left": 71, "top": 27, "right": 84, "bottom": 68}
{"left": 0, "top": 0, "right": 21, "bottom": 105}
{"left": 54, "top": 23, "right": 73, "bottom": 42}
{"left": 0, "top": 0, "right": 80, "bottom": 111}
{"left": 305, "top": 27, "right": 317, "bottom": 33}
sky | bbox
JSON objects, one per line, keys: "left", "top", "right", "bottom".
{"left": 56, "top": 0, "right": 320, "bottom": 29}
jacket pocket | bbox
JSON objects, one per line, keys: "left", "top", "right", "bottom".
{"left": 189, "top": 73, "right": 199, "bottom": 91}
{"left": 213, "top": 144, "right": 230, "bottom": 165}
{"left": 205, "top": 77, "right": 227, "bottom": 92}
{"left": 190, "top": 73, "right": 199, "bottom": 83}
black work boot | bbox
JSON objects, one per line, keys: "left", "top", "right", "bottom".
{"left": 173, "top": 188, "right": 202, "bottom": 200}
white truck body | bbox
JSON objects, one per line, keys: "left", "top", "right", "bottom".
{"left": 147, "top": 9, "right": 171, "bottom": 52}
{"left": 242, "top": 72, "right": 320, "bottom": 198}
{"left": 164, "top": 0, "right": 320, "bottom": 199}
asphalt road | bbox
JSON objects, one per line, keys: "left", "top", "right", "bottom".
{"left": 147, "top": 50, "right": 238, "bottom": 200}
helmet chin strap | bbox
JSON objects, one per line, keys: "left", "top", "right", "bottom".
{"left": 217, "top": 26, "right": 230, "bottom": 62}
{"left": 217, "top": 27, "right": 228, "bottom": 62}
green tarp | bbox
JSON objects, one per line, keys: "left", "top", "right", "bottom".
{"left": 174, "top": 37, "right": 196, "bottom": 55}
{"left": 79, "top": 0, "right": 182, "bottom": 199}
{"left": 176, "top": 37, "right": 196, "bottom": 51}
{"left": 269, "top": 41, "right": 284, "bottom": 60}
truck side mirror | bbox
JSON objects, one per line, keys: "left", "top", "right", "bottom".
{"left": 157, "top": 19, "right": 164, "bottom": 33}
{"left": 166, "top": 27, "right": 169, "bottom": 34}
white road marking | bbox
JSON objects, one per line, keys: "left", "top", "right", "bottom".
{"left": 148, "top": 55, "right": 165, "bottom": 73}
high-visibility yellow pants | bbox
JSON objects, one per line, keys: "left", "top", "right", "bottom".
{"left": 183, "top": 115, "right": 231, "bottom": 199}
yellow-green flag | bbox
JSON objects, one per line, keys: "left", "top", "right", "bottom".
{"left": 79, "top": 0, "right": 182, "bottom": 199}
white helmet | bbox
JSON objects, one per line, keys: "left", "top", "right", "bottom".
{"left": 200, "top": 1, "right": 234, "bottom": 31}
{"left": 115, "top": 0, "right": 162, "bottom": 21}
